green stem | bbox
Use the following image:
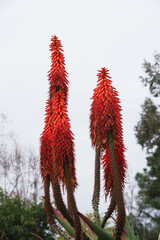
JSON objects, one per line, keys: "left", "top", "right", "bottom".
{"left": 125, "top": 216, "right": 137, "bottom": 240}
{"left": 92, "top": 145, "right": 101, "bottom": 226}
{"left": 79, "top": 212, "right": 113, "bottom": 240}
{"left": 51, "top": 164, "right": 74, "bottom": 227}
{"left": 64, "top": 160, "right": 83, "bottom": 240}
{"left": 108, "top": 133, "right": 125, "bottom": 240}
{"left": 52, "top": 207, "right": 75, "bottom": 238}
{"left": 44, "top": 175, "right": 73, "bottom": 240}
{"left": 67, "top": 190, "right": 72, "bottom": 214}
{"left": 44, "top": 175, "right": 56, "bottom": 233}
{"left": 101, "top": 191, "right": 116, "bottom": 228}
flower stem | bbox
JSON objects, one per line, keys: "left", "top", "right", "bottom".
{"left": 44, "top": 175, "right": 56, "bottom": 232}
{"left": 108, "top": 133, "right": 126, "bottom": 240}
{"left": 51, "top": 164, "right": 74, "bottom": 227}
{"left": 44, "top": 175, "right": 74, "bottom": 240}
{"left": 64, "top": 159, "right": 83, "bottom": 240}
{"left": 92, "top": 145, "right": 101, "bottom": 226}
{"left": 101, "top": 192, "right": 116, "bottom": 228}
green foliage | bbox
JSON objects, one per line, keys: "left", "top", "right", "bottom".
{"left": 135, "top": 98, "right": 160, "bottom": 151}
{"left": 54, "top": 212, "right": 114, "bottom": 240}
{"left": 78, "top": 212, "right": 113, "bottom": 240}
{"left": 140, "top": 53, "right": 160, "bottom": 97}
{"left": 0, "top": 188, "right": 54, "bottom": 240}
{"left": 135, "top": 97, "right": 160, "bottom": 211}
{"left": 124, "top": 217, "right": 137, "bottom": 240}
{"left": 134, "top": 53, "right": 160, "bottom": 239}
{"left": 128, "top": 214, "right": 158, "bottom": 240}
{"left": 84, "top": 213, "right": 113, "bottom": 234}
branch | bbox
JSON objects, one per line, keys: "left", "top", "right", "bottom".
{"left": 30, "top": 232, "right": 44, "bottom": 240}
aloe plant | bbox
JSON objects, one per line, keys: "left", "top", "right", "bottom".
{"left": 40, "top": 35, "right": 138, "bottom": 240}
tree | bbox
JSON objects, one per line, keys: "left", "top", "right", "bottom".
{"left": 0, "top": 114, "right": 48, "bottom": 239}
{"left": 0, "top": 113, "right": 14, "bottom": 192}
{"left": 0, "top": 113, "right": 42, "bottom": 200}
{"left": 133, "top": 52, "right": 160, "bottom": 239}
{"left": 140, "top": 53, "right": 160, "bottom": 97}
{"left": 0, "top": 188, "right": 54, "bottom": 240}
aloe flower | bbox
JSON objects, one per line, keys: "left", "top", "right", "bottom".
{"left": 40, "top": 35, "right": 76, "bottom": 186}
{"left": 51, "top": 91, "right": 77, "bottom": 189}
{"left": 48, "top": 35, "right": 69, "bottom": 103}
{"left": 40, "top": 35, "right": 69, "bottom": 179}
{"left": 90, "top": 67, "right": 127, "bottom": 239}
{"left": 40, "top": 36, "right": 82, "bottom": 239}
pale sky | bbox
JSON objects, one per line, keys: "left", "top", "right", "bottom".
{"left": 0, "top": 0, "right": 160, "bottom": 213}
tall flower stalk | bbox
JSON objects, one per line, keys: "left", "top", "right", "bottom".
{"left": 40, "top": 36, "right": 82, "bottom": 239}
{"left": 90, "top": 68, "right": 127, "bottom": 239}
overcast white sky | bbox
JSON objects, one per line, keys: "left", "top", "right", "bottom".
{"left": 0, "top": 0, "right": 160, "bottom": 213}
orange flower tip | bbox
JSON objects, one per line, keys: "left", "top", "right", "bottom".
{"left": 49, "top": 35, "right": 63, "bottom": 52}
{"left": 97, "top": 67, "right": 112, "bottom": 81}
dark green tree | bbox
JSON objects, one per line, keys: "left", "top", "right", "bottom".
{"left": 140, "top": 53, "right": 160, "bottom": 97}
{"left": 133, "top": 53, "right": 160, "bottom": 239}
{"left": 0, "top": 188, "right": 54, "bottom": 240}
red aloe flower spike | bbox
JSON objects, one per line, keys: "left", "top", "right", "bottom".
{"left": 90, "top": 68, "right": 114, "bottom": 149}
{"left": 51, "top": 91, "right": 83, "bottom": 239}
{"left": 90, "top": 68, "right": 113, "bottom": 224}
{"left": 40, "top": 35, "right": 70, "bottom": 180}
{"left": 41, "top": 35, "right": 69, "bottom": 178}
{"left": 90, "top": 67, "right": 126, "bottom": 191}
{"left": 51, "top": 92, "right": 77, "bottom": 190}
{"left": 48, "top": 35, "right": 69, "bottom": 103}
{"left": 40, "top": 97, "right": 76, "bottom": 232}
{"left": 90, "top": 67, "right": 127, "bottom": 239}
{"left": 40, "top": 36, "right": 85, "bottom": 240}
{"left": 40, "top": 98, "right": 75, "bottom": 228}
{"left": 41, "top": 36, "right": 84, "bottom": 239}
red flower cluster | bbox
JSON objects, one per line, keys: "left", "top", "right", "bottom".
{"left": 40, "top": 35, "right": 77, "bottom": 189}
{"left": 48, "top": 35, "right": 69, "bottom": 103}
{"left": 51, "top": 92, "right": 76, "bottom": 189}
{"left": 90, "top": 67, "right": 127, "bottom": 195}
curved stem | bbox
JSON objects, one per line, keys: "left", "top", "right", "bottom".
{"left": 101, "top": 191, "right": 116, "bottom": 228}
{"left": 92, "top": 145, "right": 101, "bottom": 226}
{"left": 44, "top": 175, "right": 56, "bottom": 233}
{"left": 44, "top": 175, "right": 74, "bottom": 240}
{"left": 67, "top": 190, "right": 72, "bottom": 214}
{"left": 52, "top": 165, "right": 89, "bottom": 240}
{"left": 108, "top": 133, "right": 126, "bottom": 240}
{"left": 64, "top": 160, "right": 83, "bottom": 240}
{"left": 51, "top": 164, "right": 74, "bottom": 227}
